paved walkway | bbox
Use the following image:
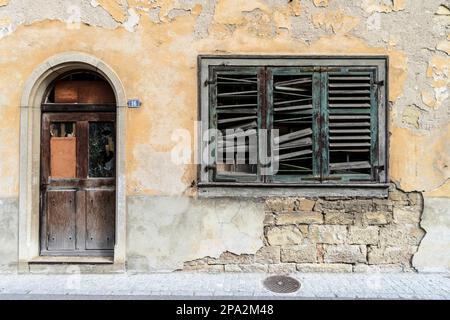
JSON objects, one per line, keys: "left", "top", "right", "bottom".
{"left": 0, "top": 272, "right": 449, "bottom": 299}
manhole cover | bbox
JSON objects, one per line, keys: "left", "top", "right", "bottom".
{"left": 263, "top": 275, "right": 300, "bottom": 293}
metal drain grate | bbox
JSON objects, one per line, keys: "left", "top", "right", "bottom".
{"left": 263, "top": 275, "right": 300, "bottom": 293}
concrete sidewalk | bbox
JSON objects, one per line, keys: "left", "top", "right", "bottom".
{"left": 0, "top": 272, "right": 449, "bottom": 300}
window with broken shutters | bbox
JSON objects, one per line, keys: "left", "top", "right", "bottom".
{"left": 200, "top": 57, "right": 387, "bottom": 185}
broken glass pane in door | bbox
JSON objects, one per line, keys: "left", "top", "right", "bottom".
{"left": 89, "top": 122, "right": 115, "bottom": 177}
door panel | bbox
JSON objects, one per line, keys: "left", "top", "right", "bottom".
{"left": 86, "top": 189, "right": 115, "bottom": 250}
{"left": 46, "top": 190, "right": 76, "bottom": 251}
{"left": 40, "top": 112, "right": 116, "bottom": 257}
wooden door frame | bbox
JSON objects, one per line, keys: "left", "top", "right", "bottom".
{"left": 18, "top": 53, "right": 127, "bottom": 271}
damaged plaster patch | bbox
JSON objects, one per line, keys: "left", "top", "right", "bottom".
{"left": 313, "top": 0, "right": 329, "bottom": 7}
{"left": 91, "top": 0, "right": 127, "bottom": 23}
{"left": 402, "top": 104, "right": 424, "bottom": 128}
{"left": 436, "top": 39, "right": 450, "bottom": 55}
{"left": 0, "top": 0, "right": 8, "bottom": 7}
{"left": 148, "top": 6, "right": 161, "bottom": 23}
{"left": 435, "top": 4, "right": 450, "bottom": 15}
{"left": 167, "top": 8, "right": 191, "bottom": 20}
{"left": 312, "top": 9, "right": 360, "bottom": 34}
{"left": 127, "top": 196, "right": 265, "bottom": 271}
{"left": 123, "top": 7, "right": 140, "bottom": 32}
{"left": 360, "top": 0, "right": 406, "bottom": 13}
{"left": 425, "top": 56, "right": 450, "bottom": 109}
{"left": 0, "top": 0, "right": 120, "bottom": 39}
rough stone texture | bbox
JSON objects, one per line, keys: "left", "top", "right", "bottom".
{"left": 280, "top": 245, "right": 317, "bottom": 263}
{"left": 224, "top": 264, "right": 268, "bottom": 273}
{"left": 0, "top": 198, "right": 18, "bottom": 273}
{"left": 309, "top": 225, "right": 347, "bottom": 244}
{"left": 348, "top": 226, "right": 379, "bottom": 245}
{"left": 266, "top": 225, "right": 304, "bottom": 246}
{"left": 413, "top": 197, "right": 450, "bottom": 272}
{"left": 324, "top": 245, "right": 367, "bottom": 264}
{"left": 324, "top": 211, "right": 354, "bottom": 224}
{"left": 275, "top": 211, "right": 323, "bottom": 225}
{"left": 184, "top": 185, "right": 429, "bottom": 273}
{"left": 393, "top": 207, "right": 422, "bottom": 224}
{"left": 379, "top": 224, "right": 425, "bottom": 246}
{"left": 368, "top": 246, "right": 418, "bottom": 265}
{"left": 267, "top": 263, "right": 297, "bottom": 274}
{"left": 296, "top": 263, "right": 353, "bottom": 273}
{"left": 255, "top": 246, "right": 280, "bottom": 264}
{"left": 208, "top": 252, "right": 255, "bottom": 265}
{"left": 365, "top": 211, "right": 392, "bottom": 225}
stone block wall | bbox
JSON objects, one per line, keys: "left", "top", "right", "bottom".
{"left": 183, "top": 185, "right": 426, "bottom": 273}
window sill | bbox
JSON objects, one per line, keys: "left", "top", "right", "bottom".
{"left": 197, "top": 182, "right": 389, "bottom": 198}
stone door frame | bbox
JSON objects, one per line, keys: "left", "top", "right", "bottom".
{"left": 18, "top": 52, "right": 127, "bottom": 271}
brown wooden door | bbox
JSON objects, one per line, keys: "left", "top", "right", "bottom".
{"left": 40, "top": 112, "right": 116, "bottom": 256}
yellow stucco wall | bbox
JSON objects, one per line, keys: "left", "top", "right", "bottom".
{"left": 0, "top": 0, "right": 448, "bottom": 197}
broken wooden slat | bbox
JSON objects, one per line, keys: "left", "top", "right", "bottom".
{"left": 221, "top": 130, "right": 257, "bottom": 140}
{"left": 218, "top": 144, "right": 257, "bottom": 153}
{"left": 217, "top": 115, "right": 257, "bottom": 124}
{"left": 217, "top": 77, "right": 257, "bottom": 84}
{"left": 276, "top": 137, "right": 313, "bottom": 150}
{"left": 274, "top": 86, "right": 311, "bottom": 92}
{"left": 225, "top": 120, "right": 258, "bottom": 130}
{"left": 274, "top": 128, "right": 313, "bottom": 144}
{"left": 274, "top": 98, "right": 313, "bottom": 106}
{"left": 276, "top": 149, "right": 313, "bottom": 160}
{"left": 274, "top": 91, "right": 313, "bottom": 98}
{"left": 329, "top": 161, "right": 371, "bottom": 170}
{"left": 274, "top": 78, "right": 312, "bottom": 86}
{"left": 217, "top": 108, "right": 257, "bottom": 114}
{"left": 217, "top": 90, "right": 258, "bottom": 97}
{"left": 274, "top": 116, "right": 313, "bottom": 123}
{"left": 217, "top": 103, "right": 257, "bottom": 109}
{"left": 274, "top": 104, "right": 313, "bottom": 112}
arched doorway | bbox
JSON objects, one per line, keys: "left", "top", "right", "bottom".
{"left": 40, "top": 71, "right": 116, "bottom": 256}
{"left": 19, "top": 53, "right": 126, "bottom": 267}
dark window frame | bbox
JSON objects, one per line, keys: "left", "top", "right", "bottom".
{"left": 198, "top": 56, "right": 389, "bottom": 197}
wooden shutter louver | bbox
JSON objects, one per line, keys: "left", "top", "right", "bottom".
{"left": 212, "top": 70, "right": 259, "bottom": 181}
{"left": 326, "top": 71, "right": 376, "bottom": 181}
{"left": 271, "top": 72, "right": 316, "bottom": 180}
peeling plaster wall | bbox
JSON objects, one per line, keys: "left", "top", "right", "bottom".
{"left": 0, "top": 0, "right": 448, "bottom": 272}
{"left": 127, "top": 196, "right": 265, "bottom": 271}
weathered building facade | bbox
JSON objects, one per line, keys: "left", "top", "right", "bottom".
{"left": 0, "top": 0, "right": 448, "bottom": 274}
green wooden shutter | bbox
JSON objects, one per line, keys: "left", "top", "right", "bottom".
{"left": 267, "top": 68, "right": 320, "bottom": 183}
{"left": 209, "top": 67, "right": 261, "bottom": 182}
{"left": 323, "top": 68, "right": 378, "bottom": 182}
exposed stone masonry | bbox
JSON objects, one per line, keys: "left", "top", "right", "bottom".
{"left": 183, "top": 185, "right": 426, "bottom": 273}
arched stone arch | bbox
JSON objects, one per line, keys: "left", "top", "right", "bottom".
{"left": 18, "top": 52, "right": 126, "bottom": 270}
